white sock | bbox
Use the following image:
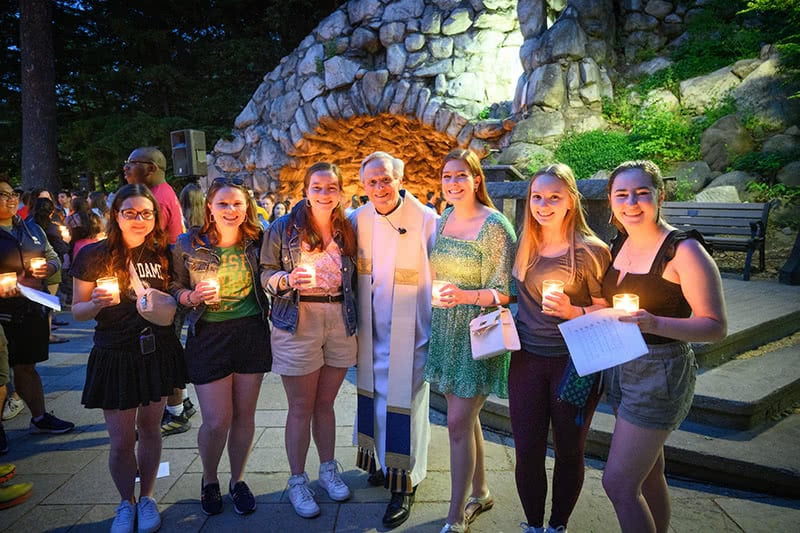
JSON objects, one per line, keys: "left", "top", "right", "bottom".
{"left": 166, "top": 403, "right": 184, "bottom": 417}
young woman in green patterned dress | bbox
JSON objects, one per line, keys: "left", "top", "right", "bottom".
{"left": 424, "top": 149, "right": 517, "bottom": 533}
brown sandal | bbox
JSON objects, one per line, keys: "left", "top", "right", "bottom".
{"left": 464, "top": 492, "right": 494, "bottom": 524}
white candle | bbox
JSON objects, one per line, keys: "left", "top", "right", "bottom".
{"left": 29, "top": 257, "right": 46, "bottom": 271}
{"left": 613, "top": 293, "right": 639, "bottom": 313}
{"left": 59, "top": 225, "right": 70, "bottom": 241}
{"left": 541, "top": 280, "right": 565, "bottom": 307}
{"left": 96, "top": 276, "right": 121, "bottom": 305}
{"left": 431, "top": 279, "right": 448, "bottom": 308}
{"left": 205, "top": 278, "right": 221, "bottom": 304}
{"left": 302, "top": 264, "right": 317, "bottom": 288}
{"left": 0, "top": 272, "right": 17, "bottom": 292}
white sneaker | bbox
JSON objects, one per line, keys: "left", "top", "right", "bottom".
{"left": 111, "top": 500, "right": 135, "bottom": 533}
{"left": 287, "top": 472, "right": 320, "bottom": 518}
{"left": 318, "top": 459, "right": 351, "bottom": 502}
{"left": 137, "top": 496, "right": 161, "bottom": 533}
{"left": 2, "top": 395, "right": 25, "bottom": 421}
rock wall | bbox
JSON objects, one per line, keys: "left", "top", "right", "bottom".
{"left": 210, "top": 0, "right": 523, "bottom": 200}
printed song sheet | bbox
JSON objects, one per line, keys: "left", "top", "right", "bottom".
{"left": 18, "top": 284, "right": 61, "bottom": 311}
{"left": 558, "top": 308, "right": 648, "bottom": 376}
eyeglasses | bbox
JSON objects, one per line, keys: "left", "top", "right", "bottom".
{"left": 124, "top": 159, "right": 155, "bottom": 167}
{"left": 0, "top": 191, "right": 20, "bottom": 202}
{"left": 119, "top": 208, "right": 155, "bottom": 220}
{"left": 213, "top": 177, "right": 246, "bottom": 187}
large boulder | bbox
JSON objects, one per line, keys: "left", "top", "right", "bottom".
{"left": 734, "top": 58, "right": 800, "bottom": 132}
{"left": 673, "top": 161, "right": 713, "bottom": 192}
{"left": 701, "top": 115, "right": 755, "bottom": 171}
{"left": 495, "top": 142, "right": 554, "bottom": 171}
{"left": 776, "top": 161, "right": 800, "bottom": 187}
{"left": 705, "top": 170, "right": 756, "bottom": 196}
{"left": 511, "top": 110, "right": 566, "bottom": 144}
{"left": 694, "top": 185, "right": 740, "bottom": 203}
{"left": 680, "top": 66, "right": 740, "bottom": 113}
{"left": 762, "top": 134, "right": 800, "bottom": 155}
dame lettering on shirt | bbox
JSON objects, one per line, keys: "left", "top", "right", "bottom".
{"left": 134, "top": 261, "right": 165, "bottom": 288}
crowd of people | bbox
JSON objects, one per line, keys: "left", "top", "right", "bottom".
{"left": 0, "top": 147, "right": 727, "bottom": 533}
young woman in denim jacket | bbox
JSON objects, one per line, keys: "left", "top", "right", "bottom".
{"left": 260, "top": 162, "right": 357, "bottom": 519}
{"left": 169, "top": 177, "right": 271, "bottom": 516}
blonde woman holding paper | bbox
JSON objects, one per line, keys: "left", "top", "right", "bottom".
{"left": 601, "top": 160, "right": 726, "bottom": 533}
{"left": 509, "top": 163, "right": 610, "bottom": 533}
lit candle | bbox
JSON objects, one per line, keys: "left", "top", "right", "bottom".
{"left": 541, "top": 280, "right": 565, "bottom": 306}
{"left": 59, "top": 225, "right": 70, "bottom": 241}
{"left": 96, "top": 275, "right": 121, "bottom": 305}
{"left": 29, "top": 257, "right": 46, "bottom": 271}
{"left": 0, "top": 272, "right": 17, "bottom": 293}
{"left": 205, "top": 278, "right": 221, "bottom": 304}
{"left": 613, "top": 293, "right": 639, "bottom": 313}
{"left": 302, "top": 264, "right": 317, "bottom": 288}
{"left": 431, "top": 279, "right": 448, "bottom": 308}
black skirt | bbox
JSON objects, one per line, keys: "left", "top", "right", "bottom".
{"left": 82, "top": 330, "right": 187, "bottom": 411}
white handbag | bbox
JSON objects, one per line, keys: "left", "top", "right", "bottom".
{"left": 469, "top": 305, "right": 520, "bottom": 361}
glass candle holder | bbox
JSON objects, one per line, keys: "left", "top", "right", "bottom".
{"left": 29, "top": 257, "right": 46, "bottom": 271}
{"left": 541, "top": 279, "right": 565, "bottom": 307}
{"left": 301, "top": 264, "right": 317, "bottom": 288}
{"left": 431, "top": 279, "right": 448, "bottom": 308}
{"left": 96, "top": 275, "right": 121, "bottom": 306}
{"left": 205, "top": 277, "right": 221, "bottom": 304}
{"left": 613, "top": 293, "right": 640, "bottom": 313}
{"left": 0, "top": 272, "right": 17, "bottom": 293}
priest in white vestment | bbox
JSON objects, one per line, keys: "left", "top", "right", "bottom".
{"left": 351, "top": 152, "right": 439, "bottom": 529}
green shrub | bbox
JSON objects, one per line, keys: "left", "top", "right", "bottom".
{"left": 554, "top": 130, "right": 638, "bottom": 179}
{"left": 672, "top": 178, "right": 696, "bottom": 201}
{"left": 628, "top": 105, "right": 698, "bottom": 164}
{"left": 733, "top": 152, "right": 799, "bottom": 181}
{"left": 602, "top": 92, "right": 638, "bottom": 129}
{"left": 746, "top": 181, "right": 800, "bottom": 206}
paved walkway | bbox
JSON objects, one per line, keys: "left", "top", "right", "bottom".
{"left": 2, "top": 304, "right": 799, "bottom": 531}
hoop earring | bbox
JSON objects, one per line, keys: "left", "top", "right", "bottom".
{"left": 608, "top": 212, "right": 614, "bottom": 224}
{"left": 306, "top": 198, "right": 311, "bottom": 208}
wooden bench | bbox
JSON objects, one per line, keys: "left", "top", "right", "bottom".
{"left": 661, "top": 201, "right": 774, "bottom": 281}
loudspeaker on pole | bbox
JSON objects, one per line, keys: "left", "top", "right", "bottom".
{"left": 170, "top": 129, "right": 207, "bottom": 177}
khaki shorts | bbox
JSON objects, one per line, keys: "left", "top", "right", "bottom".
{"left": 605, "top": 342, "right": 696, "bottom": 431}
{"left": 270, "top": 301, "right": 357, "bottom": 376}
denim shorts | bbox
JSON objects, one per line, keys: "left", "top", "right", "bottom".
{"left": 604, "top": 342, "right": 696, "bottom": 431}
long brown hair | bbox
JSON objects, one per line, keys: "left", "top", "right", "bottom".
{"left": 290, "top": 162, "right": 357, "bottom": 257}
{"left": 607, "top": 160, "right": 666, "bottom": 234}
{"left": 439, "top": 149, "right": 496, "bottom": 210}
{"left": 104, "top": 184, "right": 168, "bottom": 292}
{"left": 197, "top": 178, "right": 262, "bottom": 247}
{"left": 513, "top": 163, "right": 608, "bottom": 283}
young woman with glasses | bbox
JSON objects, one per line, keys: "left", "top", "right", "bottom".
{"left": 71, "top": 184, "right": 185, "bottom": 533}
{"left": 260, "top": 162, "right": 358, "bottom": 519}
{"left": 169, "top": 177, "right": 271, "bottom": 516}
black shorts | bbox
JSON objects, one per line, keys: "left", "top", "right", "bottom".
{"left": 185, "top": 314, "right": 271, "bottom": 385}
{"left": 1, "top": 302, "right": 49, "bottom": 367}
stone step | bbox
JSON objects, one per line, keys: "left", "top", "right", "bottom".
{"left": 689, "top": 345, "right": 800, "bottom": 430}
{"left": 584, "top": 409, "right": 800, "bottom": 498}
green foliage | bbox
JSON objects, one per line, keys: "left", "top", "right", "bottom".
{"left": 602, "top": 93, "right": 638, "bottom": 129}
{"left": 553, "top": 131, "right": 637, "bottom": 180}
{"left": 672, "top": 178, "right": 696, "bottom": 201}
{"left": 628, "top": 106, "right": 698, "bottom": 164}
{"left": 477, "top": 107, "right": 491, "bottom": 120}
{"left": 523, "top": 152, "right": 555, "bottom": 178}
{"left": 746, "top": 181, "right": 800, "bottom": 206}
{"left": 732, "top": 151, "right": 799, "bottom": 180}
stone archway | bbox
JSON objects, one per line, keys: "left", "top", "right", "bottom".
{"left": 208, "top": 0, "right": 523, "bottom": 200}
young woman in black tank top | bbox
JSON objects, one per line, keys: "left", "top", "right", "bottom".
{"left": 601, "top": 161, "right": 727, "bottom": 533}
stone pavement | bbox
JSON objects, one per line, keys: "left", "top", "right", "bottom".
{"left": 1, "top": 312, "right": 799, "bottom": 532}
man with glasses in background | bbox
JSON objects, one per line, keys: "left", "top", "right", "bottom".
{"left": 124, "top": 147, "right": 195, "bottom": 436}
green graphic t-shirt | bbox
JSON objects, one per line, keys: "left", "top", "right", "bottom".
{"left": 202, "top": 245, "right": 260, "bottom": 322}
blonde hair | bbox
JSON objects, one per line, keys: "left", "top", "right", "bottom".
{"left": 513, "top": 163, "right": 608, "bottom": 283}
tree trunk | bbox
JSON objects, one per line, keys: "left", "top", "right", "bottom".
{"left": 20, "top": 0, "right": 58, "bottom": 194}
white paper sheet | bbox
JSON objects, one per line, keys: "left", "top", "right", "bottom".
{"left": 135, "top": 462, "right": 170, "bottom": 482}
{"left": 18, "top": 284, "right": 61, "bottom": 311}
{"left": 558, "top": 308, "right": 648, "bottom": 376}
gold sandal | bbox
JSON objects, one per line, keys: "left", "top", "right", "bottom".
{"left": 464, "top": 492, "right": 494, "bottom": 524}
